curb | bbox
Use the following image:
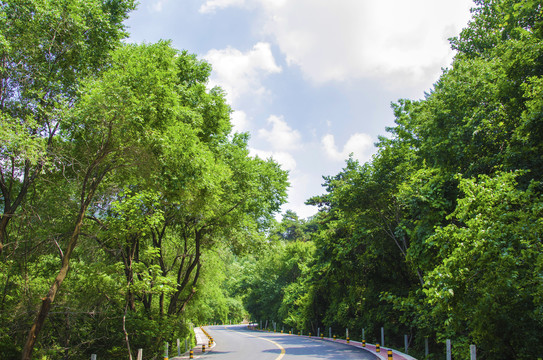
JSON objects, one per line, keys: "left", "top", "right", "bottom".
{"left": 171, "top": 327, "right": 216, "bottom": 359}
{"left": 248, "top": 326, "right": 417, "bottom": 360}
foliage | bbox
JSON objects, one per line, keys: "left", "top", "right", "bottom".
{"left": 0, "top": 2, "right": 288, "bottom": 358}
{"left": 241, "top": 1, "right": 543, "bottom": 359}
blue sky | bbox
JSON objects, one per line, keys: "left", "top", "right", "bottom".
{"left": 125, "top": 0, "right": 474, "bottom": 219}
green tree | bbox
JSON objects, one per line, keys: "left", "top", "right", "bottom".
{"left": 424, "top": 172, "right": 543, "bottom": 359}
{"left": 0, "top": 0, "right": 135, "bottom": 255}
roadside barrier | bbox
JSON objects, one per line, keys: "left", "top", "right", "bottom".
{"left": 376, "top": 343, "right": 380, "bottom": 353}
{"left": 388, "top": 349, "right": 393, "bottom": 359}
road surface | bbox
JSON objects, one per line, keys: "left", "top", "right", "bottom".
{"left": 194, "top": 325, "right": 379, "bottom": 360}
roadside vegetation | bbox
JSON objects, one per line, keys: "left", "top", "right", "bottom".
{"left": 1, "top": 1, "right": 542, "bottom": 360}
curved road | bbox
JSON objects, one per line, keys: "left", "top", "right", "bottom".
{"left": 200, "top": 325, "right": 379, "bottom": 360}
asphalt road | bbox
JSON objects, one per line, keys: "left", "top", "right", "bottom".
{"left": 203, "top": 325, "right": 379, "bottom": 360}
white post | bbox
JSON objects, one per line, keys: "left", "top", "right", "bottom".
{"left": 137, "top": 349, "right": 143, "bottom": 360}
{"left": 425, "top": 337, "right": 429, "bottom": 357}
{"left": 185, "top": 338, "right": 188, "bottom": 352}
{"left": 91, "top": 355, "right": 97, "bottom": 360}
{"left": 404, "top": 334, "right": 408, "bottom": 353}
{"left": 329, "top": 327, "right": 332, "bottom": 339}
{"left": 317, "top": 327, "right": 320, "bottom": 337}
{"left": 381, "top": 327, "right": 385, "bottom": 347}
{"left": 346, "top": 328, "right": 349, "bottom": 339}
{"left": 470, "top": 344, "right": 476, "bottom": 360}
{"left": 362, "top": 328, "right": 365, "bottom": 340}
{"left": 177, "top": 338, "right": 181, "bottom": 356}
{"left": 446, "top": 339, "right": 452, "bottom": 360}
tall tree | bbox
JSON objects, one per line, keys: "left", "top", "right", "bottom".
{"left": 0, "top": 0, "right": 135, "bottom": 255}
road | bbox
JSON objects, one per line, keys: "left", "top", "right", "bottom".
{"left": 199, "top": 325, "right": 379, "bottom": 360}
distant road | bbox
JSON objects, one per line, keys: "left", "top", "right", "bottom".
{"left": 203, "top": 325, "right": 379, "bottom": 360}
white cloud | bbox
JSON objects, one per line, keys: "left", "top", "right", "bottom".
{"left": 199, "top": 0, "right": 246, "bottom": 13}
{"left": 201, "top": 0, "right": 473, "bottom": 90}
{"left": 149, "top": 0, "right": 168, "bottom": 12}
{"left": 230, "top": 110, "right": 249, "bottom": 132}
{"left": 279, "top": 173, "right": 318, "bottom": 219}
{"left": 249, "top": 148, "right": 296, "bottom": 172}
{"left": 203, "top": 42, "right": 281, "bottom": 105}
{"left": 322, "top": 133, "right": 374, "bottom": 163}
{"left": 257, "top": 115, "right": 301, "bottom": 150}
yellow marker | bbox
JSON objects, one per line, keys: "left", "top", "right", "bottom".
{"left": 189, "top": 350, "right": 194, "bottom": 359}
{"left": 362, "top": 340, "right": 366, "bottom": 347}
{"left": 347, "top": 337, "right": 350, "bottom": 344}
{"left": 376, "top": 343, "right": 381, "bottom": 353}
{"left": 202, "top": 344, "right": 206, "bottom": 353}
{"left": 388, "top": 349, "right": 393, "bottom": 359}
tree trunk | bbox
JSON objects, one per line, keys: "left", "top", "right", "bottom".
{"left": 167, "top": 229, "right": 201, "bottom": 315}
{"left": 179, "top": 261, "right": 201, "bottom": 314}
{"left": 21, "top": 210, "right": 86, "bottom": 360}
{"left": 21, "top": 155, "right": 109, "bottom": 360}
{"left": 0, "top": 160, "right": 43, "bottom": 255}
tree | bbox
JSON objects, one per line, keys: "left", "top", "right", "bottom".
{"left": 22, "top": 41, "right": 182, "bottom": 359}
{"left": 424, "top": 172, "right": 543, "bottom": 359}
{"left": 0, "top": 0, "right": 135, "bottom": 255}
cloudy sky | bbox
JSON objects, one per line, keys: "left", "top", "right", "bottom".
{"left": 125, "top": 0, "right": 474, "bottom": 219}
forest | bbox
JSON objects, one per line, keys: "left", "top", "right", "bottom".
{"left": 1, "top": 0, "right": 542, "bottom": 359}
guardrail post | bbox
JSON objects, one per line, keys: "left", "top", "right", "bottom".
{"left": 381, "top": 327, "right": 385, "bottom": 347}
{"left": 189, "top": 349, "right": 194, "bottom": 359}
{"left": 137, "top": 349, "right": 143, "bottom": 360}
{"left": 387, "top": 349, "right": 393, "bottom": 359}
{"left": 329, "top": 327, "right": 332, "bottom": 339}
{"left": 470, "top": 344, "right": 476, "bottom": 360}
{"left": 446, "top": 339, "right": 452, "bottom": 360}
{"left": 425, "top": 337, "right": 429, "bottom": 358}
{"left": 376, "top": 343, "right": 381, "bottom": 353}
{"left": 404, "top": 334, "right": 408, "bottom": 354}
{"left": 317, "top": 327, "right": 320, "bottom": 337}
{"left": 362, "top": 339, "right": 366, "bottom": 347}
{"left": 346, "top": 328, "right": 349, "bottom": 343}
{"left": 362, "top": 328, "right": 365, "bottom": 341}
{"left": 177, "top": 339, "right": 181, "bottom": 356}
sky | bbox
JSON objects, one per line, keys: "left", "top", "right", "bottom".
{"left": 124, "top": 0, "right": 474, "bottom": 219}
